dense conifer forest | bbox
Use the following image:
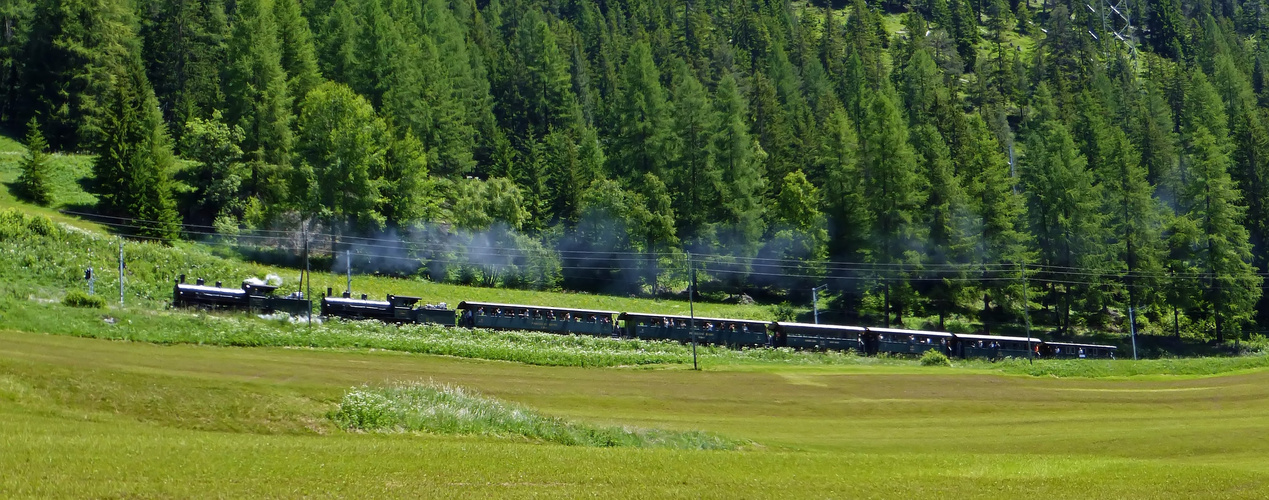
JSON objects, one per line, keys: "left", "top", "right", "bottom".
{"left": 4, "top": 0, "right": 1269, "bottom": 340}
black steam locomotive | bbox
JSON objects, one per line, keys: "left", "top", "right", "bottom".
{"left": 172, "top": 275, "right": 310, "bottom": 315}
{"left": 320, "top": 287, "right": 456, "bottom": 326}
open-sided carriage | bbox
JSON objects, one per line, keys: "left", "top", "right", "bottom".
{"left": 619, "top": 312, "right": 769, "bottom": 347}
{"left": 954, "top": 333, "right": 1043, "bottom": 359}
{"left": 869, "top": 327, "right": 954, "bottom": 356}
{"left": 457, "top": 301, "right": 617, "bottom": 336}
{"left": 1043, "top": 342, "right": 1117, "bottom": 359}
{"left": 771, "top": 322, "right": 868, "bottom": 353}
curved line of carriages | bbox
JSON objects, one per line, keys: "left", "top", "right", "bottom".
{"left": 172, "top": 277, "right": 1117, "bottom": 360}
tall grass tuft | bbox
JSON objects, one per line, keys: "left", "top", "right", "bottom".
{"left": 329, "top": 382, "right": 745, "bottom": 450}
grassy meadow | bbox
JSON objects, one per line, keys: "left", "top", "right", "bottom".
{"left": 4, "top": 136, "right": 1268, "bottom": 498}
{"left": 2, "top": 328, "right": 1268, "bottom": 498}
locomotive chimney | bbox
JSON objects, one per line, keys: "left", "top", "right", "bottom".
{"left": 326, "top": 287, "right": 332, "bottom": 297}
{"left": 179, "top": 274, "right": 185, "bottom": 284}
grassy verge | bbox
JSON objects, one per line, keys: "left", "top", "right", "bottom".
{"left": 331, "top": 382, "right": 743, "bottom": 449}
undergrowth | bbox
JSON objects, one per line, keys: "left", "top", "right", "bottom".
{"left": 329, "top": 382, "right": 744, "bottom": 450}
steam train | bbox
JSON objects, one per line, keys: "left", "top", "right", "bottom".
{"left": 172, "top": 277, "right": 1116, "bottom": 360}
{"left": 172, "top": 275, "right": 310, "bottom": 315}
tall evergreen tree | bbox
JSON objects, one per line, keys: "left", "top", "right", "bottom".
{"left": 139, "top": 0, "right": 230, "bottom": 129}
{"left": 15, "top": 117, "right": 52, "bottom": 206}
{"left": 911, "top": 123, "right": 971, "bottom": 329}
{"left": 272, "top": 0, "right": 322, "bottom": 105}
{"left": 609, "top": 41, "right": 673, "bottom": 181}
{"left": 90, "top": 51, "right": 181, "bottom": 241}
{"left": 22, "top": 0, "right": 135, "bottom": 149}
{"left": 711, "top": 73, "right": 766, "bottom": 258}
{"left": 223, "top": 0, "right": 293, "bottom": 205}
{"left": 860, "top": 85, "right": 925, "bottom": 325}
{"left": 669, "top": 60, "right": 716, "bottom": 243}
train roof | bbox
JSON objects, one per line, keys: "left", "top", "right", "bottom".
{"left": 867, "top": 327, "right": 954, "bottom": 338}
{"left": 1045, "top": 341, "right": 1118, "bottom": 350}
{"left": 773, "top": 322, "right": 866, "bottom": 332}
{"left": 618, "top": 311, "right": 769, "bottom": 325}
{"left": 954, "top": 333, "right": 1044, "bottom": 343}
{"left": 458, "top": 301, "right": 617, "bottom": 316}
{"left": 175, "top": 283, "right": 247, "bottom": 296}
{"left": 322, "top": 296, "right": 391, "bottom": 307}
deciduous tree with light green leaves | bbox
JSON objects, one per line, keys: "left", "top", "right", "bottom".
{"left": 294, "top": 81, "right": 388, "bottom": 230}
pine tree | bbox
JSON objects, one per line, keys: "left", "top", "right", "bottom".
{"left": 669, "top": 60, "right": 716, "bottom": 242}
{"left": 15, "top": 117, "right": 52, "bottom": 206}
{"left": 820, "top": 107, "right": 870, "bottom": 263}
{"left": 1179, "top": 124, "right": 1263, "bottom": 340}
{"left": 609, "top": 41, "right": 673, "bottom": 181}
{"left": 0, "top": 0, "right": 33, "bottom": 121}
{"left": 948, "top": 0, "right": 978, "bottom": 70}
{"left": 960, "top": 114, "right": 1027, "bottom": 332}
{"left": 22, "top": 0, "right": 135, "bottom": 149}
{"left": 139, "top": 0, "right": 230, "bottom": 128}
{"left": 860, "top": 85, "right": 926, "bottom": 325}
{"left": 223, "top": 0, "right": 294, "bottom": 204}
{"left": 1147, "top": 0, "right": 1188, "bottom": 60}
{"left": 512, "top": 10, "right": 578, "bottom": 135}
{"left": 911, "top": 123, "right": 971, "bottom": 329}
{"left": 90, "top": 52, "right": 181, "bottom": 241}
{"left": 381, "top": 126, "right": 431, "bottom": 226}
{"left": 273, "top": 0, "right": 322, "bottom": 105}
{"left": 711, "top": 72, "right": 766, "bottom": 257}
{"left": 1095, "top": 126, "right": 1168, "bottom": 333}
{"left": 1021, "top": 97, "right": 1107, "bottom": 332}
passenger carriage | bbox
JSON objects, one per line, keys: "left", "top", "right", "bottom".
{"left": 619, "top": 312, "right": 769, "bottom": 347}
{"left": 1044, "top": 342, "right": 1117, "bottom": 359}
{"left": 868, "top": 327, "right": 954, "bottom": 356}
{"left": 457, "top": 301, "right": 617, "bottom": 336}
{"left": 954, "top": 333, "right": 1043, "bottom": 359}
{"left": 771, "top": 322, "right": 868, "bottom": 353}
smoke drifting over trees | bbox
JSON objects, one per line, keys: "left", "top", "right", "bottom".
{"left": 4, "top": 0, "right": 1269, "bottom": 339}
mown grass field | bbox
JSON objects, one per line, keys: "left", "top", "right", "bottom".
{"left": 2, "top": 327, "right": 1268, "bottom": 498}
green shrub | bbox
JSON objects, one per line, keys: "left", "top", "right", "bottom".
{"left": 63, "top": 290, "right": 106, "bottom": 309}
{"left": 919, "top": 349, "right": 951, "bottom": 366}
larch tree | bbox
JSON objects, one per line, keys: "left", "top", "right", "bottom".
{"left": 223, "top": 0, "right": 294, "bottom": 206}
{"left": 860, "top": 85, "right": 926, "bottom": 326}
{"left": 90, "top": 50, "right": 181, "bottom": 241}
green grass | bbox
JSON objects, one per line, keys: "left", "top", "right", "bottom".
{"left": 330, "top": 382, "right": 743, "bottom": 449}
{"left": 2, "top": 330, "right": 1269, "bottom": 498}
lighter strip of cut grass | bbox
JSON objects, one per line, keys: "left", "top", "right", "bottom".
{"left": 329, "top": 382, "right": 746, "bottom": 450}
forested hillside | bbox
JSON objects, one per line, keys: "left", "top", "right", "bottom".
{"left": 2, "top": 0, "right": 1268, "bottom": 340}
